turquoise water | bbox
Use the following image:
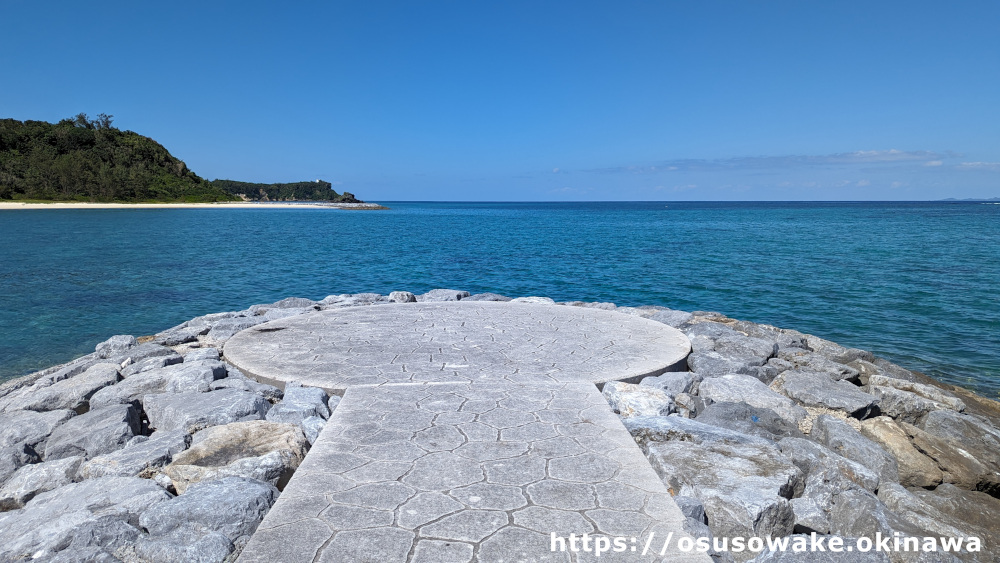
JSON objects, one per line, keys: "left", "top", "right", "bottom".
{"left": 1, "top": 202, "right": 998, "bottom": 397}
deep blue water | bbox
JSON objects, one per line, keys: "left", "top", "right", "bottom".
{"left": 1, "top": 201, "right": 998, "bottom": 398}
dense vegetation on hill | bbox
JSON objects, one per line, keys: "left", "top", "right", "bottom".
{"left": 0, "top": 115, "right": 234, "bottom": 202}
{"left": 210, "top": 179, "right": 360, "bottom": 202}
{"left": 0, "top": 115, "right": 360, "bottom": 203}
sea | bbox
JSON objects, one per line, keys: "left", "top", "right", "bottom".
{"left": 1, "top": 201, "right": 997, "bottom": 398}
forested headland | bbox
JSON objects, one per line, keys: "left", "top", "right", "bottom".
{"left": 0, "top": 115, "right": 359, "bottom": 203}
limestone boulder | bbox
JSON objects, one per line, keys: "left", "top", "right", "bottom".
{"left": 688, "top": 350, "right": 768, "bottom": 380}
{"left": 869, "top": 386, "right": 959, "bottom": 425}
{"left": 417, "top": 289, "right": 470, "bottom": 302}
{"left": 910, "top": 483, "right": 1000, "bottom": 557}
{"left": 647, "top": 309, "right": 694, "bottom": 328}
{"left": 95, "top": 335, "right": 137, "bottom": 359}
{"left": 0, "top": 476, "right": 170, "bottom": 560}
{"left": 776, "top": 349, "right": 862, "bottom": 382}
{"left": 859, "top": 417, "right": 942, "bottom": 488}
{"left": 645, "top": 439, "right": 802, "bottom": 554}
{"left": 639, "top": 371, "right": 701, "bottom": 396}
{"left": 300, "top": 415, "right": 326, "bottom": 444}
{"left": 696, "top": 402, "right": 805, "bottom": 442}
{"left": 900, "top": 421, "right": 1000, "bottom": 494}
{"left": 919, "top": 410, "right": 1000, "bottom": 469}
{"left": 140, "top": 476, "right": 278, "bottom": 540}
{"left": 624, "top": 415, "right": 775, "bottom": 450}
{"left": 44, "top": 404, "right": 140, "bottom": 461}
{"left": 1, "top": 363, "right": 119, "bottom": 413}
{"left": 264, "top": 382, "right": 331, "bottom": 424}
{"left": 205, "top": 316, "right": 268, "bottom": 343}
{"left": 747, "top": 536, "right": 890, "bottom": 562}
{"left": 144, "top": 389, "right": 270, "bottom": 434}
{"left": 602, "top": 381, "right": 674, "bottom": 418}
{"left": 0, "top": 456, "right": 82, "bottom": 510}
{"left": 152, "top": 325, "right": 209, "bottom": 347}
{"left": 777, "top": 437, "right": 880, "bottom": 494}
{"left": 134, "top": 525, "right": 235, "bottom": 563}
{"left": 868, "top": 374, "right": 965, "bottom": 411}
{"left": 699, "top": 374, "right": 807, "bottom": 425}
{"left": 388, "top": 291, "right": 417, "bottom": 303}
{"left": 183, "top": 347, "right": 220, "bottom": 362}
{"left": 773, "top": 370, "right": 878, "bottom": 418}
{"left": 0, "top": 408, "right": 75, "bottom": 452}
{"left": 120, "top": 352, "right": 183, "bottom": 377}
{"left": 88, "top": 360, "right": 227, "bottom": 411}
{"left": 463, "top": 292, "right": 513, "bottom": 302}
{"left": 810, "top": 415, "right": 899, "bottom": 485}
{"left": 163, "top": 420, "right": 307, "bottom": 493}
{"left": 79, "top": 430, "right": 190, "bottom": 479}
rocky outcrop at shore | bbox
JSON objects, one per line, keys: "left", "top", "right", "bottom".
{"left": 0, "top": 290, "right": 997, "bottom": 562}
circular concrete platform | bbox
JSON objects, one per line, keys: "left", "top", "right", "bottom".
{"left": 224, "top": 302, "right": 691, "bottom": 392}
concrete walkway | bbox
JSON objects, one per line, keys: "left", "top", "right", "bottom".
{"left": 226, "top": 303, "right": 708, "bottom": 562}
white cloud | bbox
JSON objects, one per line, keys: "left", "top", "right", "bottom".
{"left": 959, "top": 162, "right": 1000, "bottom": 170}
{"left": 924, "top": 160, "right": 943, "bottom": 167}
{"left": 857, "top": 179, "right": 871, "bottom": 186}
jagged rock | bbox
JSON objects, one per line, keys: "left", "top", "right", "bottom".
{"left": 89, "top": 360, "right": 227, "bottom": 411}
{"left": 88, "top": 368, "right": 170, "bottom": 410}
{"left": 919, "top": 410, "right": 1000, "bottom": 469}
{"left": 876, "top": 483, "right": 971, "bottom": 541}
{"left": 95, "top": 335, "right": 137, "bottom": 359}
{"left": 0, "top": 456, "right": 82, "bottom": 510}
{"left": 152, "top": 325, "right": 209, "bottom": 347}
{"left": 624, "top": 415, "right": 775, "bottom": 449}
{"left": 645, "top": 439, "right": 802, "bottom": 548}
{"left": 264, "top": 382, "right": 330, "bottom": 424}
{"left": 772, "top": 370, "right": 878, "bottom": 418}
{"left": 688, "top": 351, "right": 769, "bottom": 380}
{"left": 388, "top": 291, "right": 417, "bottom": 303}
{"left": 164, "top": 420, "right": 307, "bottom": 493}
{"left": 140, "top": 476, "right": 278, "bottom": 539}
{"left": 250, "top": 297, "right": 317, "bottom": 311}
{"left": 776, "top": 349, "right": 861, "bottom": 382}
{"left": 698, "top": 403, "right": 805, "bottom": 442}
{"left": 788, "top": 497, "right": 830, "bottom": 534}
{"left": 44, "top": 404, "right": 140, "bottom": 461}
{"left": 205, "top": 316, "right": 267, "bottom": 343}
{"left": 699, "top": 374, "right": 807, "bottom": 425}
{"left": 0, "top": 477, "right": 170, "bottom": 560}
{"left": 803, "top": 336, "right": 874, "bottom": 365}
{"left": 1, "top": 363, "right": 118, "bottom": 414}
{"left": 0, "top": 408, "right": 75, "bottom": 452}
{"left": 79, "top": 430, "right": 190, "bottom": 479}
{"left": 714, "top": 334, "right": 778, "bottom": 362}
{"left": 300, "top": 415, "right": 325, "bottom": 444}
{"left": 859, "top": 417, "right": 942, "bottom": 488}
{"left": 910, "top": 483, "right": 1000, "bottom": 555}
{"left": 648, "top": 309, "right": 693, "bottom": 328}
{"left": 121, "top": 353, "right": 183, "bottom": 377}
{"left": 510, "top": 296, "right": 557, "bottom": 304}
{"left": 210, "top": 364, "right": 283, "bottom": 402}
{"left": 777, "top": 437, "right": 880, "bottom": 493}
{"left": 0, "top": 446, "right": 37, "bottom": 488}
{"left": 602, "top": 381, "right": 674, "bottom": 417}
{"left": 144, "top": 390, "right": 270, "bottom": 434}
{"left": 673, "top": 392, "right": 710, "bottom": 418}
{"left": 463, "top": 292, "right": 513, "bottom": 302}
{"left": 868, "top": 374, "right": 965, "bottom": 411}
{"left": 869, "top": 386, "right": 957, "bottom": 424}
{"left": 416, "top": 289, "right": 470, "bottom": 302}
{"left": 899, "top": 421, "right": 1000, "bottom": 494}
{"left": 683, "top": 321, "right": 745, "bottom": 342}
{"left": 134, "top": 525, "right": 235, "bottom": 563}
{"left": 810, "top": 415, "right": 899, "bottom": 486}
{"left": 0, "top": 355, "right": 99, "bottom": 403}
{"left": 107, "top": 342, "right": 178, "bottom": 367}
{"left": 184, "top": 348, "right": 220, "bottom": 362}
{"left": 49, "top": 545, "right": 121, "bottom": 563}
{"left": 639, "top": 371, "right": 701, "bottom": 396}
{"left": 747, "top": 536, "right": 891, "bottom": 562}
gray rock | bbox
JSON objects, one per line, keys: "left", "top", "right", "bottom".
{"left": 714, "top": 334, "right": 778, "bottom": 362}
{"left": 463, "top": 292, "right": 513, "bottom": 302}
{"left": 804, "top": 336, "right": 875, "bottom": 365}
{"left": 919, "top": 410, "right": 1000, "bottom": 469}
{"left": 673, "top": 392, "right": 711, "bottom": 418}
{"left": 645, "top": 439, "right": 802, "bottom": 544}
{"left": 49, "top": 545, "right": 121, "bottom": 563}
{"left": 140, "top": 476, "right": 278, "bottom": 539}
{"left": 89, "top": 360, "right": 227, "bottom": 411}
{"left": 788, "top": 497, "right": 830, "bottom": 534}
{"left": 162, "top": 360, "right": 228, "bottom": 393}
{"left": 145, "top": 390, "right": 270, "bottom": 434}
{"left": 867, "top": 374, "right": 965, "bottom": 411}
{"left": 44, "top": 404, "right": 140, "bottom": 461}
{"left": 254, "top": 296, "right": 317, "bottom": 310}
{"left": 0, "top": 408, "right": 76, "bottom": 451}
{"left": 747, "top": 536, "right": 891, "bottom": 562}
{"left": 0, "top": 456, "right": 82, "bottom": 510}
{"left": 910, "top": 483, "right": 1000, "bottom": 557}
{"left": 134, "top": 525, "right": 235, "bottom": 563}
{"left": 810, "top": 415, "right": 899, "bottom": 485}
{"left": 205, "top": 316, "right": 267, "bottom": 343}
{"left": 859, "top": 417, "right": 942, "bottom": 488}
{"left": 698, "top": 374, "right": 807, "bottom": 425}
{"left": 58, "top": 513, "right": 142, "bottom": 556}
{"left": 683, "top": 321, "right": 745, "bottom": 342}
{"left": 107, "top": 342, "right": 178, "bottom": 367}
{"left": 0, "top": 445, "right": 38, "bottom": 487}
{"left": 260, "top": 307, "right": 314, "bottom": 321}
{"left": 184, "top": 347, "right": 220, "bottom": 362}
{"left": 900, "top": 421, "right": 1000, "bottom": 494}
{"left": 688, "top": 351, "right": 771, "bottom": 382}
{"left": 868, "top": 386, "right": 959, "bottom": 424}
{"left": 775, "top": 349, "right": 861, "bottom": 382}
{"left": 95, "top": 335, "right": 137, "bottom": 359}
{"left": 121, "top": 352, "right": 183, "bottom": 377}
{"left": 388, "top": 291, "right": 417, "bottom": 303}
{"left": 153, "top": 325, "right": 209, "bottom": 347}
{"left": 0, "top": 354, "right": 99, "bottom": 403}
{"left": 509, "top": 296, "right": 556, "bottom": 304}
{"left": 648, "top": 309, "right": 694, "bottom": 328}
{"left": 164, "top": 420, "right": 307, "bottom": 493}
{"left": 2, "top": 363, "right": 119, "bottom": 413}
{"left": 639, "top": 371, "right": 701, "bottom": 396}
{"left": 773, "top": 370, "right": 879, "bottom": 418}
{"left": 79, "top": 430, "right": 190, "bottom": 479}
{"left": 0, "top": 477, "right": 171, "bottom": 560}
{"left": 264, "top": 382, "right": 330, "bottom": 425}
{"left": 210, "top": 365, "right": 283, "bottom": 402}
{"left": 562, "top": 300, "right": 617, "bottom": 310}
{"left": 697, "top": 402, "right": 805, "bottom": 442}
{"left": 777, "top": 437, "right": 880, "bottom": 493}
{"left": 624, "top": 415, "right": 775, "bottom": 450}
{"left": 602, "top": 381, "right": 674, "bottom": 417}
{"left": 300, "top": 415, "right": 325, "bottom": 444}
{"left": 825, "top": 488, "right": 924, "bottom": 545}
{"left": 876, "top": 482, "right": 971, "bottom": 541}
{"left": 416, "top": 288, "right": 470, "bottom": 302}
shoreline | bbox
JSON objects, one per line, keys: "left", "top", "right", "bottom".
{"left": 0, "top": 201, "right": 388, "bottom": 210}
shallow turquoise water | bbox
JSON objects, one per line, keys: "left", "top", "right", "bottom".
{"left": 1, "top": 201, "right": 998, "bottom": 397}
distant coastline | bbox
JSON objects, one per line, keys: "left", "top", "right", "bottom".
{"left": 0, "top": 201, "right": 388, "bottom": 210}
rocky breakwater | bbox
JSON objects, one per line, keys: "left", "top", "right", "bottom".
{"left": 0, "top": 289, "right": 997, "bottom": 562}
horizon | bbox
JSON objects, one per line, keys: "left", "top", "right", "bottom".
{"left": 3, "top": 1, "right": 998, "bottom": 201}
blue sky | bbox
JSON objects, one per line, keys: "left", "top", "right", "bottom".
{"left": 2, "top": 1, "right": 998, "bottom": 200}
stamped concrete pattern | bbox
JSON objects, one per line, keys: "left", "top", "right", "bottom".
{"left": 231, "top": 303, "right": 706, "bottom": 562}
{"left": 224, "top": 302, "right": 691, "bottom": 392}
